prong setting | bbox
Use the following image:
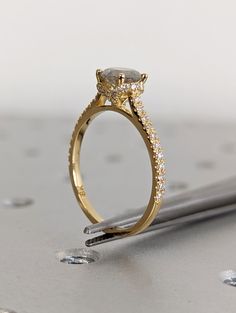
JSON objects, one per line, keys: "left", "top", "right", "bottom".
{"left": 96, "top": 67, "right": 145, "bottom": 104}
{"left": 140, "top": 73, "right": 148, "bottom": 83}
{"left": 118, "top": 73, "right": 125, "bottom": 85}
{"left": 96, "top": 69, "right": 102, "bottom": 82}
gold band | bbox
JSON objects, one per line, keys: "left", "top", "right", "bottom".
{"left": 69, "top": 68, "right": 165, "bottom": 236}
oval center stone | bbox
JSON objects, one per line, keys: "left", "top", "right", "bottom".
{"left": 101, "top": 67, "right": 141, "bottom": 85}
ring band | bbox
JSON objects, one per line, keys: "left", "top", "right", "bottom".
{"left": 69, "top": 67, "right": 165, "bottom": 236}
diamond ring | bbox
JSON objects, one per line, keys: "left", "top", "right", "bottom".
{"left": 69, "top": 67, "right": 165, "bottom": 236}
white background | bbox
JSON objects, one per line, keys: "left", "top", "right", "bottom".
{"left": 0, "top": 0, "right": 236, "bottom": 121}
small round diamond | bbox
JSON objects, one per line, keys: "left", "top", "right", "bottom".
{"left": 158, "top": 163, "right": 165, "bottom": 172}
{"left": 154, "top": 193, "right": 162, "bottom": 202}
{"left": 150, "top": 136, "right": 158, "bottom": 144}
{"left": 149, "top": 133, "right": 156, "bottom": 140}
{"left": 147, "top": 127, "right": 156, "bottom": 135}
{"left": 141, "top": 115, "right": 150, "bottom": 124}
{"left": 158, "top": 175, "right": 165, "bottom": 182}
{"left": 138, "top": 110, "right": 146, "bottom": 117}
{"left": 153, "top": 144, "right": 161, "bottom": 152}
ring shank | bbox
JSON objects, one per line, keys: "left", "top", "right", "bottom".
{"left": 69, "top": 95, "right": 162, "bottom": 236}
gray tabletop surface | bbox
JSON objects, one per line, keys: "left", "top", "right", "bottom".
{"left": 0, "top": 115, "right": 235, "bottom": 313}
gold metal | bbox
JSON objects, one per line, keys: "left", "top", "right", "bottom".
{"left": 69, "top": 68, "right": 165, "bottom": 236}
{"left": 141, "top": 73, "right": 148, "bottom": 83}
{"left": 118, "top": 73, "right": 125, "bottom": 85}
{"left": 96, "top": 69, "right": 102, "bottom": 82}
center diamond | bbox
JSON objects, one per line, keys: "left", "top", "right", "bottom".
{"left": 101, "top": 67, "right": 141, "bottom": 85}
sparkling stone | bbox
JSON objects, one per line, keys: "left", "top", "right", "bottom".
{"left": 149, "top": 133, "right": 156, "bottom": 140}
{"left": 136, "top": 107, "right": 144, "bottom": 114}
{"left": 135, "top": 103, "right": 144, "bottom": 110}
{"left": 154, "top": 193, "right": 162, "bottom": 201}
{"left": 101, "top": 67, "right": 141, "bottom": 85}
{"left": 150, "top": 136, "right": 158, "bottom": 144}
{"left": 138, "top": 109, "right": 146, "bottom": 117}
{"left": 153, "top": 151, "right": 162, "bottom": 159}
{"left": 159, "top": 163, "right": 165, "bottom": 172}
{"left": 152, "top": 142, "right": 160, "bottom": 150}
{"left": 157, "top": 152, "right": 164, "bottom": 159}
{"left": 158, "top": 175, "right": 165, "bottom": 182}
{"left": 141, "top": 115, "right": 149, "bottom": 123}
{"left": 135, "top": 97, "right": 142, "bottom": 103}
{"left": 147, "top": 127, "right": 156, "bottom": 135}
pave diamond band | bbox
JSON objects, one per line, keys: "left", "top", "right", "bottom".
{"left": 132, "top": 97, "right": 165, "bottom": 203}
{"left": 69, "top": 68, "right": 165, "bottom": 236}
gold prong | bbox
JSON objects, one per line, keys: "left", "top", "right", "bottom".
{"left": 118, "top": 73, "right": 125, "bottom": 85}
{"left": 96, "top": 69, "right": 102, "bottom": 82}
{"left": 140, "top": 73, "right": 148, "bottom": 83}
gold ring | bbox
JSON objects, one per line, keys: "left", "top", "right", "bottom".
{"left": 69, "top": 67, "right": 165, "bottom": 236}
